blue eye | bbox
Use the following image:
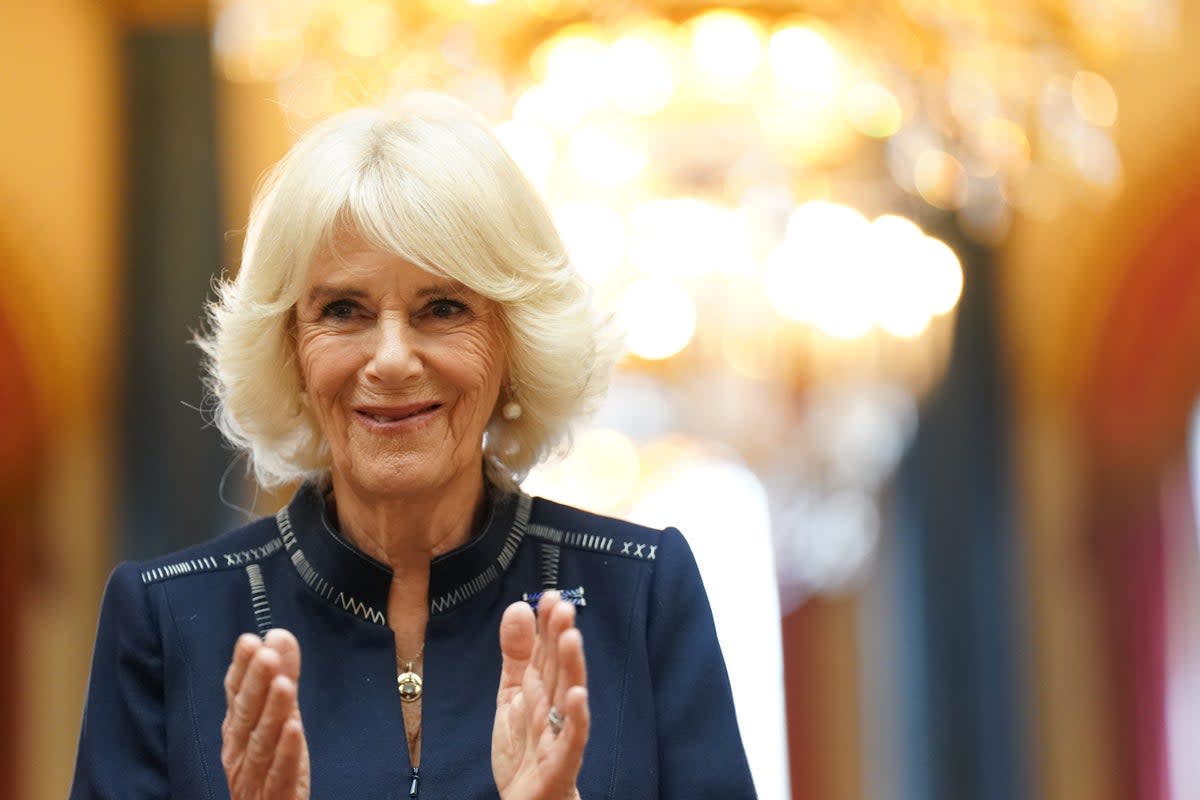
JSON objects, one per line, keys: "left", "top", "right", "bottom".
{"left": 429, "top": 299, "right": 467, "bottom": 318}
{"left": 321, "top": 300, "right": 358, "bottom": 320}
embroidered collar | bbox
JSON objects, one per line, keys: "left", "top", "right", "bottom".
{"left": 276, "top": 481, "right": 531, "bottom": 623}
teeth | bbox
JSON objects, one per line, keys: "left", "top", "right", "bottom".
{"left": 364, "top": 405, "right": 438, "bottom": 423}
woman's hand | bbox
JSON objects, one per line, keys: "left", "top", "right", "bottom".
{"left": 492, "top": 592, "right": 591, "bottom": 800}
{"left": 221, "top": 629, "right": 312, "bottom": 800}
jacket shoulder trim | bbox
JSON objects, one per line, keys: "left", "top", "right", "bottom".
{"left": 526, "top": 497, "right": 666, "bottom": 562}
{"left": 138, "top": 521, "right": 285, "bottom": 585}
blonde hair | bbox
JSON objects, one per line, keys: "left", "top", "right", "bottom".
{"left": 197, "top": 93, "right": 615, "bottom": 491}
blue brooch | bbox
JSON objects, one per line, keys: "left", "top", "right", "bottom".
{"left": 522, "top": 586, "right": 586, "bottom": 608}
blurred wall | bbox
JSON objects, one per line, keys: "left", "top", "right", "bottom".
{"left": 6, "top": 2, "right": 1200, "bottom": 798}
{"left": 0, "top": 3, "right": 122, "bottom": 799}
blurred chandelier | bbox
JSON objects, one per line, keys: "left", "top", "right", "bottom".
{"left": 211, "top": 0, "right": 1172, "bottom": 599}
{"left": 211, "top": 0, "right": 1172, "bottom": 393}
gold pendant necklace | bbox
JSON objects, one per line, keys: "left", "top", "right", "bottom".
{"left": 397, "top": 644, "right": 424, "bottom": 703}
{"left": 397, "top": 663, "right": 423, "bottom": 703}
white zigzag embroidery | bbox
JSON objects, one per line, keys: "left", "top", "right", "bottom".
{"left": 277, "top": 506, "right": 386, "bottom": 625}
{"left": 428, "top": 493, "right": 532, "bottom": 614}
{"left": 275, "top": 494, "right": 533, "bottom": 620}
{"left": 336, "top": 591, "right": 386, "bottom": 625}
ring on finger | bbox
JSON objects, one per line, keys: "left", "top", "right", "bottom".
{"left": 547, "top": 705, "right": 564, "bottom": 736}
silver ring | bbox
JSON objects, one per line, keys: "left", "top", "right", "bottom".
{"left": 547, "top": 705, "right": 564, "bottom": 736}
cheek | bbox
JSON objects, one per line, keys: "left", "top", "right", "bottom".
{"left": 297, "top": 333, "right": 359, "bottom": 400}
{"left": 456, "top": 332, "right": 506, "bottom": 398}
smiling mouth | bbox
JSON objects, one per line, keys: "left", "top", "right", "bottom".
{"left": 357, "top": 403, "right": 442, "bottom": 424}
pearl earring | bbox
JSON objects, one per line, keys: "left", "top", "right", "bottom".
{"left": 502, "top": 400, "right": 522, "bottom": 421}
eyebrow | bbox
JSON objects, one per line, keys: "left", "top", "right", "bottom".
{"left": 305, "top": 280, "right": 472, "bottom": 304}
{"left": 416, "top": 282, "right": 471, "bottom": 298}
{"left": 306, "top": 286, "right": 367, "bottom": 304}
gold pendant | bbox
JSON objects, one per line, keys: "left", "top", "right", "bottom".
{"left": 397, "top": 662, "right": 423, "bottom": 703}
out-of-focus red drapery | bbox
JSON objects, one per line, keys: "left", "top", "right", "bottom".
{"left": 0, "top": 306, "right": 43, "bottom": 800}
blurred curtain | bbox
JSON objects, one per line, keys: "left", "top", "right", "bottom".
{"left": 1075, "top": 155, "right": 1200, "bottom": 800}
{"left": 120, "top": 28, "right": 232, "bottom": 559}
{"left": 0, "top": 306, "right": 44, "bottom": 800}
{"left": 891, "top": 234, "right": 1032, "bottom": 800}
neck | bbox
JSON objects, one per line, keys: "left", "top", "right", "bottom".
{"left": 328, "top": 468, "right": 490, "bottom": 583}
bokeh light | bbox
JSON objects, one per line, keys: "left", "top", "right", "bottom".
{"left": 780, "top": 488, "right": 880, "bottom": 593}
{"left": 567, "top": 126, "right": 648, "bottom": 187}
{"left": 978, "top": 117, "right": 1032, "bottom": 175}
{"left": 495, "top": 118, "right": 556, "bottom": 188}
{"left": 1072, "top": 70, "right": 1119, "bottom": 127}
{"left": 914, "top": 149, "right": 969, "bottom": 209}
{"left": 920, "top": 235, "right": 965, "bottom": 315}
{"left": 769, "top": 202, "right": 874, "bottom": 338}
{"left": 618, "top": 277, "right": 698, "bottom": 360}
{"left": 844, "top": 80, "right": 903, "bottom": 138}
{"left": 865, "top": 215, "right": 935, "bottom": 339}
{"left": 554, "top": 201, "right": 627, "bottom": 286}
{"left": 213, "top": 3, "right": 304, "bottom": 83}
{"left": 690, "top": 11, "right": 764, "bottom": 85}
{"left": 765, "top": 202, "right": 960, "bottom": 341}
{"left": 608, "top": 28, "right": 677, "bottom": 116}
{"left": 768, "top": 24, "right": 841, "bottom": 96}
{"left": 1067, "top": 124, "right": 1123, "bottom": 188}
{"left": 336, "top": 3, "right": 397, "bottom": 58}
{"left": 522, "top": 428, "right": 641, "bottom": 513}
{"left": 533, "top": 27, "right": 610, "bottom": 127}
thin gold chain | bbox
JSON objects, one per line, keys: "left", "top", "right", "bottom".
{"left": 400, "top": 644, "right": 424, "bottom": 667}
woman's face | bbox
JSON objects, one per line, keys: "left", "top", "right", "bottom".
{"left": 293, "top": 234, "right": 506, "bottom": 501}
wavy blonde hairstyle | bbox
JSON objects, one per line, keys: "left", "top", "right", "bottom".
{"left": 197, "top": 93, "right": 615, "bottom": 491}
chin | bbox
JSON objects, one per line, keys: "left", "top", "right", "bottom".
{"left": 351, "top": 471, "right": 434, "bottom": 500}
{"left": 335, "top": 458, "right": 454, "bottom": 500}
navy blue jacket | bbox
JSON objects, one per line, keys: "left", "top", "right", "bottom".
{"left": 70, "top": 482, "right": 756, "bottom": 798}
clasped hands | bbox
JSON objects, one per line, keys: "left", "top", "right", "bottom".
{"left": 221, "top": 592, "right": 589, "bottom": 800}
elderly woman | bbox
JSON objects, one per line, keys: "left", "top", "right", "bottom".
{"left": 70, "top": 93, "right": 756, "bottom": 799}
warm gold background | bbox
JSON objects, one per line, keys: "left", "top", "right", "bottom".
{"left": 4, "top": 1, "right": 1200, "bottom": 798}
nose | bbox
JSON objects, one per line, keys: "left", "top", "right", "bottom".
{"left": 365, "top": 315, "right": 422, "bottom": 384}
